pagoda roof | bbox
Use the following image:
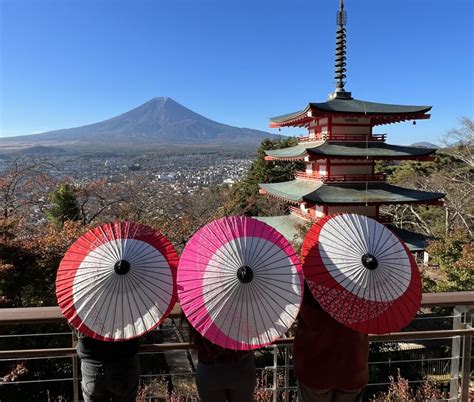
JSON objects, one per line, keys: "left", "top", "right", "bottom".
{"left": 259, "top": 180, "right": 444, "bottom": 205}
{"left": 387, "top": 225, "right": 434, "bottom": 251}
{"left": 259, "top": 180, "right": 323, "bottom": 202}
{"left": 270, "top": 98, "right": 432, "bottom": 127}
{"left": 255, "top": 215, "right": 433, "bottom": 251}
{"left": 265, "top": 141, "right": 437, "bottom": 160}
{"left": 264, "top": 141, "right": 321, "bottom": 159}
{"left": 303, "top": 182, "right": 444, "bottom": 205}
{"left": 255, "top": 214, "right": 306, "bottom": 243}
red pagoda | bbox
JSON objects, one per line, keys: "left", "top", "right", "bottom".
{"left": 257, "top": 0, "right": 444, "bottom": 254}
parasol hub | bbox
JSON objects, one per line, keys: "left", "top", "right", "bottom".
{"left": 114, "top": 259, "right": 131, "bottom": 275}
{"left": 237, "top": 265, "right": 254, "bottom": 283}
{"left": 361, "top": 254, "right": 378, "bottom": 270}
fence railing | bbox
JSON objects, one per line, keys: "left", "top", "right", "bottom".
{"left": 1, "top": 292, "right": 473, "bottom": 401}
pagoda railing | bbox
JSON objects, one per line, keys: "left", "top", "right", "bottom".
{"left": 289, "top": 206, "right": 313, "bottom": 221}
{"left": 324, "top": 173, "right": 386, "bottom": 182}
{"left": 297, "top": 133, "right": 386, "bottom": 142}
{"left": 295, "top": 172, "right": 386, "bottom": 182}
{"left": 325, "top": 133, "right": 386, "bottom": 142}
{"left": 296, "top": 135, "right": 314, "bottom": 142}
{"left": 295, "top": 171, "right": 324, "bottom": 180}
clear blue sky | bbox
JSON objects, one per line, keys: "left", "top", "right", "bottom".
{"left": 1, "top": 0, "right": 473, "bottom": 144}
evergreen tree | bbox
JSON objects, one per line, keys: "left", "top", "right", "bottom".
{"left": 46, "top": 183, "right": 81, "bottom": 227}
{"left": 231, "top": 137, "right": 303, "bottom": 215}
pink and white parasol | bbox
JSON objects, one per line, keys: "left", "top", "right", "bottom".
{"left": 302, "top": 213, "right": 422, "bottom": 334}
{"left": 56, "top": 221, "right": 179, "bottom": 341}
{"left": 178, "top": 216, "right": 303, "bottom": 350}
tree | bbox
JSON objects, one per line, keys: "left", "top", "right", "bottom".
{"left": 379, "top": 132, "right": 473, "bottom": 237}
{"left": 441, "top": 116, "right": 473, "bottom": 168}
{"left": 231, "top": 137, "right": 303, "bottom": 215}
{"left": 0, "top": 221, "right": 86, "bottom": 307}
{"left": 423, "top": 234, "right": 473, "bottom": 292}
{"left": 46, "top": 183, "right": 81, "bottom": 227}
{"left": 0, "top": 157, "right": 56, "bottom": 237}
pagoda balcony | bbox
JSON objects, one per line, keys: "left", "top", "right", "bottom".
{"left": 324, "top": 173, "right": 386, "bottom": 183}
{"left": 296, "top": 135, "right": 313, "bottom": 142}
{"left": 327, "top": 133, "right": 386, "bottom": 142}
{"left": 295, "top": 171, "right": 325, "bottom": 181}
{"left": 297, "top": 134, "right": 386, "bottom": 142}
{"left": 295, "top": 172, "right": 386, "bottom": 183}
{"left": 289, "top": 206, "right": 314, "bottom": 221}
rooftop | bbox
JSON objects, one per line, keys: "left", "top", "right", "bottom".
{"left": 265, "top": 141, "right": 437, "bottom": 160}
{"left": 269, "top": 98, "right": 432, "bottom": 128}
{"left": 259, "top": 180, "right": 445, "bottom": 205}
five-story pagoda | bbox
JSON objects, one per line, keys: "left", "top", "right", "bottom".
{"left": 257, "top": 0, "right": 444, "bottom": 253}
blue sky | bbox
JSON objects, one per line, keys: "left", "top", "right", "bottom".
{"left": 1, "top": 0, "right": 472, "bottom": 144}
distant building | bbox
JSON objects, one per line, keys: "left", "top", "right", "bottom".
{"left": 222, "top": 178, "right": 235, "bottom": 187}
{"left": 158, "top": 173, "right": 177, "bottom": 181}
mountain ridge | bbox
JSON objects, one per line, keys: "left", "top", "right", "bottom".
{"left": 3, "top": 97, "right": 274, "bottom": 148}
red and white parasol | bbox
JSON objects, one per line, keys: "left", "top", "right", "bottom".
{"left": 302, "top": 214, "right": 421, "bottom": 334}
{"left": 178, "top": 216, "right": 303, "bottom": 350}
{"left": 56, "top": 221, "right": 179, "bottom": 341}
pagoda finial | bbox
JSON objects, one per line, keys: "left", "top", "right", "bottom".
{"left": 329, "top": 0, "right": 352, "bottom": 100}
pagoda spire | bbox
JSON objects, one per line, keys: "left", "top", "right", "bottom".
{"left": 329, "top": 0, "right": 352, "bottom": 100}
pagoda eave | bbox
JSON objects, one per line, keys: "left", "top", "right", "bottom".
{"left": 269, "top": 116, "right": 312, "bottom": 128}
{"left": 269, "top": 99, "right": 432, "bottom": 128}
{"left": 270, "top": 112, "right": 431, "bottom": 128}
{"left": 302, "top": 182, "right": 445, "bottom": 205}
{"left": 264, "top": 155, "right": 306, "bottom": 162}
{"left": 265, "top": 141, "right": 437, "bottom": 160}
{"left": 307, "top": 155, "right": 436, "bottom": 161}
{"left": 371, "top": 113, "right": 431, "bottom": 126}
{"left": 308, "top": 199, "right": 445, "bottom": 207}
{"left": 258, "top": 188, "right": 301, "bottom": 204}
{"left": 259, "top": 180, "right": 323, "bottom": 204}
{"left": 255, "top": 215, "right": 434, "bottom": 251}
{"left": 260, "top": 180, "right": 445, "bottom": 206}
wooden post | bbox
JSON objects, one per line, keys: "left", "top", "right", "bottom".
{"left": 460, "top": 309, "right": 472, "bottom": 402}
{"left": 284, "top": 345, "right": 289, "bottom": 401}
{"left": 460, "top": 333, "right": 472, "bottom": 402}
{"left": 450, "top": 306, "right": 463, "bottom": 399}
{"left": 72, "top": 331, "right": 79, "bottom": 402}
{"left": 273, "top": 345, "right": 278, "bottom": 402}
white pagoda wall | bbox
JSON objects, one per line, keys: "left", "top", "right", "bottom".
{"left": 307, "top": 117, "right": 374, "bottom": 138}
{"left": 332, "top": 117, "right": 371, "bottom": 125}
{"left": 330, "top": 163, "right": 373, "bottom": 175}
{"left": 331, "top": 125, "right": 371, "bottom": 135}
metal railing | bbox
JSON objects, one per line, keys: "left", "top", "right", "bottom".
{"left": 0, "top": 292, "right": 473, "bottom": 401}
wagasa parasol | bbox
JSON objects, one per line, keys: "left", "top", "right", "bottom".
{"left": 178, "top": 216, "right": 303, "bottom": 350}
{"left": 56, "top": 221, "right": 179, "bottom": 341}
{"left": 301, "top": 213, "right": 421, "bottom": 334}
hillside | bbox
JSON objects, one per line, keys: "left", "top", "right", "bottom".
{"left": 2, "top": 97, "right": 274, "bottom": 149}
